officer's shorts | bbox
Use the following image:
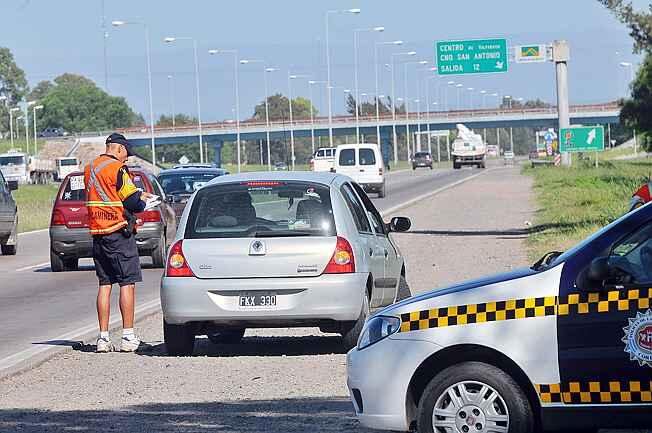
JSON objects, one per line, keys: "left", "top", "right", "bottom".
{"left": 92, "top": 231, "right": 143, "bottom": 286}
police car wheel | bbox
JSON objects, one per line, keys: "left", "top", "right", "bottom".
{"left": 164, "top": 321, "right": 196, "bottom": 356}
{"left": 417, "top": 362, "right": 533, "bottom": 433}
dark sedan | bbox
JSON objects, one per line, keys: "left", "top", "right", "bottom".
{"left": 412, "top": 152, "right": 433, "bottom": 170}
{"left": 0, "top": 170, "right": 18, "bottom": 256}
{"left": 157, "top": 166, "right": 229, "bottom": 222}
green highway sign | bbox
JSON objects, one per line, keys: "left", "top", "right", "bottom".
{"left": 559, "top": 126, "right": 605, "bottom": 153}
{"left": 436, "top": 38, "right": 508, "bottom": 75}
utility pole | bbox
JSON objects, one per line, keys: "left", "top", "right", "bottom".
{"left": 101, "top": 0, "right": 109, "bottom": 91}
{"left": 553, "top": 40, "right": 571, "bottom": 167}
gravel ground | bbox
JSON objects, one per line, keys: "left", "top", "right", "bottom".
{"left": 0, "top": 166, "right": 547, "bottom": 433}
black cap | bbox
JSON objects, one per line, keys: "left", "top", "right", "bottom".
{"left": 106, "top": 133, "right": 134, "bottom": 156}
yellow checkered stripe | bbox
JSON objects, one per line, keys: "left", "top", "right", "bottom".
{"left": 399, "top": 289, "right": 652, "bottom": 333}
{"left": 399, "top": 296, "right": 557, "bottom": 333}
{"left": 536, "top": 381, "right": 652, "bottom": 404}
{"left": 557, "top": 288, "right": 651, "bottom": 316}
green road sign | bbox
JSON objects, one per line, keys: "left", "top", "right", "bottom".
{"left": 436, "top": 38, "right": 508, "bottom": 75}
{"left": 559, "top": 126, "right": 605, "bottom": 153}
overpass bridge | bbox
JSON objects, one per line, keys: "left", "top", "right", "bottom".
{"left": 80, "top": 103, "right": 620, "bottom": 166}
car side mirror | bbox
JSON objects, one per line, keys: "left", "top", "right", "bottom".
{"left": 588, "top": 256, "right": 610, "bottom": 282}
{"left": 7, "top": 181, "right": 18, "bottom": 191}
{"left": 389, "top": 216, "right": 411, "bottom": 233}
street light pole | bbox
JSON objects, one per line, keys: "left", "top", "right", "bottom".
{"left": 326, "top": 8, "right": 361, "bottom": 148}
{"left": 167, "top": 75, "right": 175, "bottom": 131}
{"left": 33, "top": 105, "right": 43, "bottom": 155}
{"left": 308, "top": 80, "right": 326, "bottom": 154}
{"left": 113, "top": 20, "right": 156, "bottom": 165}
{"left": 209, "top": 49, "right": 241, "bottom": 171}
{"left": 374, "top": 40, "right": 403, "bottom": 149}
{"left": 354, "top": 26, "right": 384, "bottom": 144}
{"left": 9, "top": 107, "right": 19, "bottom": 147}
{"left": 390, "top": 51, "right": 416, "bottom": 164}
{"left": 165, "top": 37, "right": 204, "bottom": 163}
{"left": 25, "top": 101, "right": 35, "bottom": 154}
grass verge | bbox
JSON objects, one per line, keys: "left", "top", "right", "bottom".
{"left": 13, "top": 184, "right": 58, "bottom": 233}
{"left": 524, "top": 159, "right": 652, "bottom": 261}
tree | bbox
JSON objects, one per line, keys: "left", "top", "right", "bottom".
{"left": 156, "top": 113, "right": 198, "bottom": 127}
{"left": 27, "top": 80, "right": 53, "bottom": 102}
{"left": 39, "top": 73, "right": 140, "bottom": 133}
{"left": 0, "top": 47, "right": 29, "bottom": 135}
{"left": 598, "top": 1, "right": 652, "bottom": 53}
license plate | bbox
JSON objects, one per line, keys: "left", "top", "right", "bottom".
{"left": 239, "top": 293, "right": 277, "bottom": 308}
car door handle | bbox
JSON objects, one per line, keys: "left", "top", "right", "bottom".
{"left": 384, "top": 250, "right": 389, "bottom": 258}
{"left": 369, "top": 248, "right": 374, "bottom": 256}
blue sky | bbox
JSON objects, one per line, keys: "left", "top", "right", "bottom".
{"left": 0, "top": 0, "right": 646, "bottom": 122}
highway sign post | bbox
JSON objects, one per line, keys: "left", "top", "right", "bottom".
{"left": 436, "top": 38, "right": 508, "bottom": 75}
{"left": 559, "top": 126, "right": 605, "bottom": 153}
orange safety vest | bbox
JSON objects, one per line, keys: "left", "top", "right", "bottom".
{"left": 84, "top": 155, "right": 138, "bottom": 235}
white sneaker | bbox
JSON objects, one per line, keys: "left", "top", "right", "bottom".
{"left": 96, "top": 337, "right": 114, "bottom": 353}
{"left": 120, "top": 336, "right": 141, "bottom": 352}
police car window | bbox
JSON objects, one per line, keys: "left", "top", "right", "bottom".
{"left": 341, "top": 183, "right": 372, "bottom": 233}
{"left": 608, "top": 223, "right": 652, "bottom": 284}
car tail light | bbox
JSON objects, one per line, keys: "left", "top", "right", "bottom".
{"left": 378, "top": 167, "right": 384, "bottom": 176}
{"left": 166, "top": 240, "right": 195, "bottom": 277}
{"left": 324, "top": 236, "right": 355, "bottom": 274}
{"left": 51, "top": 208, "right": 66, "bottom": 226}
{"left": 139, "top": 210, "right": 161, "bottom": 223}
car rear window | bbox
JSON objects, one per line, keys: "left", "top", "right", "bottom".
{"left": 58, "top": 158, "right": 78, "bottom": 166}
{"left": 59, "top": 171, "right": 148, "bottom": 201}
{"left": 415, "top": 152, "right": 429, "bottom": 158}
{"left": 158, "top": 172, "right": 221, "bottom": 195}
{"left": 339, "top": 149, "right": 356, "bottom": 166}
{"left": 359, "top": 148, "right": 376, "bottom": 166}
{"left": 185, "top": 181, "right": 336, "bottom": 239}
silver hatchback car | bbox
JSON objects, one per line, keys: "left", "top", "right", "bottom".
{"left": 160, "top": 172, "right": 411, "bottom": 355}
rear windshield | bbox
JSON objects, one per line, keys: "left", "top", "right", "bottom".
{"left": 185, "top": 181, "right": 336, "bottom": 239}
{"left": 58, "top": 159, "right": 78, "bottom": 167}
{"left": 359, "top": 148, "right": 376, "bottom": 166}
{"left": 415, "top": 152, "right": 430, "bottom": 158}
{"left": 339, "top": 149, "right": 356, "bottom": 166}
{"left": 159, "top": 172, "right": 223, "bottom": 195}
{"left": 59, "top": 172, "right": 147, "bottom": 201}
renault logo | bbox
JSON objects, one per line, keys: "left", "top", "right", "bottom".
{"left": 249, "top": 240, "right": 266, "bottom": 256}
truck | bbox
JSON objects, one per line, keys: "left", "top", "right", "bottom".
{"left": 0, "top": 150, "right": 57, "bottom": 184}
{"left": 55, "top": 156, "right": 80, "bottom": 181}
{"left": 451, "top": 124, "right": 487, "bottom": 169}
{"left": 310, "top": 147, "right": 336, "bottom": 172}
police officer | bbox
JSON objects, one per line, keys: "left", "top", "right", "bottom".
{"left": 85, "top": 133, "right": 153, "bottom": 353}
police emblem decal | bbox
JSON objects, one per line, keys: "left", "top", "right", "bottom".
{"left": 249, "top": 240, "right": 266, "bottom": 256}
{"left": 622, "top": 309, "right": 652, "bottom": 368}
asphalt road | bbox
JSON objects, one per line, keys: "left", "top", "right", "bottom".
{"left": 0, "top": 166, "right": 482, "bottom": 366}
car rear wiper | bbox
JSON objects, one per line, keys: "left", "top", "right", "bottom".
{"left": 252, "top": 231, "right": 311, "bottom": 238}
{"left": 532, "top": 251, "right": 563, "bottom": 271}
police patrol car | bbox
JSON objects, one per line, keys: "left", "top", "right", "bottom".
{"left": 347, "top": 203, "right": 652, "bottom": 432}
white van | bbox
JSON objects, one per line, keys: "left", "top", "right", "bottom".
{"left": 310, "top": 147, "right": 336, "bottom": 172}
{"left": 333, "top": 144, "right": 386, "bottom": 198}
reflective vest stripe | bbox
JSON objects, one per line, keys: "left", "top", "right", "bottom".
{"left": 87, "top": 159, "right": 115, "bottom": 203}
{"left": 86, "top": 201, "right": 124, "bottom": 207}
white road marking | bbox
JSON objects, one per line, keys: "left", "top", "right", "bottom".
{"left": 17, "top": 228, "right": 49, "bottom": 237}
{"left": 381, "top": 169, "right": 492, "bottom": 217}
{"left": 0, "top": 298, "right": 161, "bottom": 375}
{"left": 15, "top": 261, "right": 51, "bottom": 272}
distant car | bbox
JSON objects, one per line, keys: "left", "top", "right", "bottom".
{"left": 49, "top": 169, "right": 176, "bottom": 271}
{"left": 157, "top": 166, "right": 229, "bottom": 223}
{"left": 412, "top": 152, "right": 433, "bottom": 170}
{"left": 274, "top": 161, "right": 289, "bottom": 171}
{"left": 0, "top": 170, "right": 18, "bottom": 256}
{"left": 333, "top": 143, "right": 386, "bottom": 198}
{"left": 38, "top": 127, "right": 68, "bottom": 138}
{"left": 160, "top": 172, "right": 412, "bottom": 356}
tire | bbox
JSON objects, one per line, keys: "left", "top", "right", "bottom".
{"left": 417, "top": 362, "right": 534, "bottom": 433}
{"left": 453, "top": 162, "right": 461, "bottom": 170}
{"left": 341, "top": 294, "right": 369, "bottom": 351}
{"left": 1, "top": 243, "right": 16, "bottom": 256}
{"left": 429, "top": 165, "right": 433, "bottom": 170}
{"left": 164, "top": 321, "right": 196, "bottom": 356}
{"left": 412, "top": 165, "right": 417, "bottom": 170}
{"left": 396, "top": 275, "right": 411, "bottom": 302}
{"left": 50, "top": 250, "right": 65, "bottom": 272}
{"left": 151, "top": 234, "right": 166, "bottom": 268}
{"left": 378, "top": 183, "right": 386, "bottom": 199}
{"left": 64, "top": 258, "right": 79, "bottom": 271}
{"left": 207, "top": 328, "right": 246, "bottom": 344}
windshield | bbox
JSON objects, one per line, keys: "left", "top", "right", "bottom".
{"left": 0, "top": 156, "right": 26, "bottom": 166}
{"left": 185, "top": 181, "right": 336, "bottom": 239}
{"left": 159, "top": 172, "right": 223, "bottom": 195}
{"left": 58, "top": 158, "right": 78, "bottom": 167}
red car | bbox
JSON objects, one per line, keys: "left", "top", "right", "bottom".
{"left": 49, "top": 167, "right": 177, "bottom": 272}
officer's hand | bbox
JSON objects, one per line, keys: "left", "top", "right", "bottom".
{"left": 141, "top": 192, "right": 154, "bottom": 201}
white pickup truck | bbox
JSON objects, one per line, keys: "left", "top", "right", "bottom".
{"left": 310, "top": 147, "right": 336, "bottom": 172}
{"left": 452, "top": 124, "right": 487, "bottom": 169}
